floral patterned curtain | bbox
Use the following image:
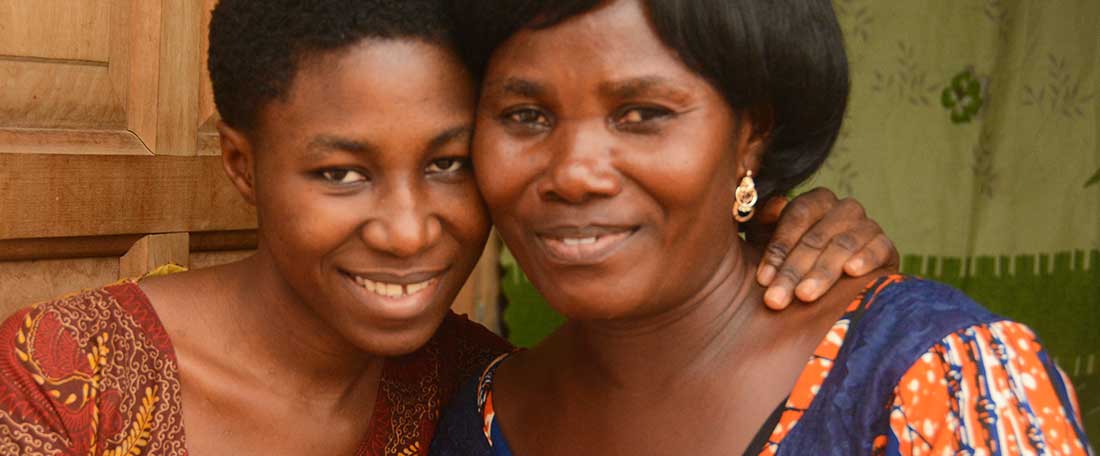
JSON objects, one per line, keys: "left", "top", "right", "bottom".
{"left": 500, "top": 0, "right": 1099, "bottom": 438}
{"left": 814, "top": 0, "right": 1099, "bottom": 436}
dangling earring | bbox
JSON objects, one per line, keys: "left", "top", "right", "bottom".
{"left": 733, "top": 171, "right": 758, "bottom": 223}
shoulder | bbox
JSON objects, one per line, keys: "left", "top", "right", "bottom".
{"left": 428, "top": 351, "right": 510, "bottom": 456}
{"left": 431, "top": 313, "right": 513, "bottom": 383}
{"left": 0, "top": 282, "right": 172, "bottom": 363}
{"left": 367, "top": 314, "right": 510, "bottom": 454}
{"left": 0, "top": 282, "right": 183, "bottom": 453}
{"left": 826, "top": 275, "right": 1004, "bottom": 399}
{"left": 840, "top": 275, "right": 1003, "bottom": 360}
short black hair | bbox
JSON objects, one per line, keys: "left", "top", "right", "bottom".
{"left": 209, "top": 0, "right": 455, "bottom": 132}
{"left": 451, "top": 0, "right": 849, "bottom": 202}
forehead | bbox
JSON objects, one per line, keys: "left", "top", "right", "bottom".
{"left": 484, "top": 0, "right": 697, "bottom": 86}
{"left": 256, "top": 39, "right": 475, "bottom": 143}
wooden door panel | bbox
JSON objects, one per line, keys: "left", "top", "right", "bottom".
{"left": 0, "top": 60, "right": 125, "bottom": 130}
{"left": 0, "top": 154, "right": 255, "bottom": 240}
{"left": 0, "top": 1, "right": 112, "bottom": 62}
{"left": 0, "top": 0, "right": 211, "bottom": 156}
{"left": 196, "top": 0, "right": 220, "bottom": 155}
{"left": 0, "top": 257, "right": 118, "bottom": 316}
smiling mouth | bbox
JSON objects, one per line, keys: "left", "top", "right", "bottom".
{"left": 348, "top": 275, "right": 439, "bottom": 299}
{"left": 537, "top": 228, "right": 637, "bottom": 264}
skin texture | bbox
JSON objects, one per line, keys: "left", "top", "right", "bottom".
{"left": 126, "top": 27, "right": 893, "bottom": 456}
{"left": 473, "top": 1, "right": 895, "bottom": 454}
{"left": 139, "top": 39, "right": 486, "bottom": 455}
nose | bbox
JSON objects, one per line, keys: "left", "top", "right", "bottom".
{"left": 536, "top": 123, "right": 622, "bottom": 204}
{"left": 361, "top": 181, "right": 442, "bottom": 258}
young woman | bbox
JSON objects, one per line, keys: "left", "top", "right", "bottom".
{"left": 431, "top": 0, "right": 1091, "bottom": 454}
{"left": 0, "top": 1, "right": 898, "bottom": 455}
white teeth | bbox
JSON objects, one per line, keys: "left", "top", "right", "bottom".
{"left": 406, "top": 281, "right": 429, "bottom": 295}
{"left": 385, "top": 283, "right": 402, "bottom": 297}
{"left": 563, "top": 237, "right": 598, "bottom": 246}
{"left": 352, "top": 276, "right": 435, "bottom": 298}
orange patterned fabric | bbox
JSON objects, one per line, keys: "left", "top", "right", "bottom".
{"left": 0, "top": 282, "right": 510, "bottom": 455}
{"left": 757, "top": 276, "right": 1089, "bottom": 456}
{"left": 884, "top": 323, "right": 1088, "bottom": 455}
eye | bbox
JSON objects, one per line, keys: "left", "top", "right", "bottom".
{"left": 613, "top": 106, "right": 674, "bottom": 129}
{"left": 501, "top": 107, "right": 552, "bottom": 129}
{"left": 318, "top": 168, "right": 368, "bottom": 185}
{"left": 426, "top": 157, "right": 467, "bottom": 174}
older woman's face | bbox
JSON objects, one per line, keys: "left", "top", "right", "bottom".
{"left": 473, "top": 0, "right": 750, "bottom": 319}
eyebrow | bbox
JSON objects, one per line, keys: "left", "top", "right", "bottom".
{"left": 305, "top": 135, "right": 380, "bottom": 161}
{"left": 482, "top": 77, "right": 550, "bottom": 99}
{"left": 483, "top": 75, "right": 692, "bottom": 103}
{"left": 599, "top": 76, "right": 692, "bottom": 102}
{"left": 427, "top": 125, "right": 472, "bottom": 151}
{"left": 304, "top": 126, "right": 471, "bottom": 161}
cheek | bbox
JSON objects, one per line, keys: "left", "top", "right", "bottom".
{"left": 626, "top": 135, "right": 735, "bottom": 214}
{"left": 257, "top": 180, "right": 356, "bottom": 262}
{"left": 435, "top": 180, "right": 492, "bottom": 252}
{"left": 472, "top": 127, "right": 533, "bottom": 214}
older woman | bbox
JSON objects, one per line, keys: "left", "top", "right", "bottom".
{"left": 0, "top": 1, "right": 898, "bottom": 455}
{"left": 431, "top": 0, "right": 1090, "bottom": 455}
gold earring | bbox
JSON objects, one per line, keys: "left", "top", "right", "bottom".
{"left": 733, "top": 171, "right": 758, "bottom": 223}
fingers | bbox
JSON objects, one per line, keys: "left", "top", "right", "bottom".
{"left": 756, "top": 188, "right": 839, "bottom": 287}
{"left": 763, "top": 204, "right": 861, "bottom": 310}
{"left": 844, "top": 232, "right": 899, "bottom": 276}
{"left": 794, "top": 222, "right": 880, "bottom": 302}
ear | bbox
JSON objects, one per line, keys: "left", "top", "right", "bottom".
{"left": 733, "top": 114, "right": 769, "bottom": 179}
{"left": 217, "top": 121, "right": 258, "bottom": 206}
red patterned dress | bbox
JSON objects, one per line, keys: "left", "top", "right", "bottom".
{"left": 0, "top": 281, "right": 511, "bottom": 455}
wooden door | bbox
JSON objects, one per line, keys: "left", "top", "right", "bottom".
{"left": 0, "top": 1, "right": 498, "bottom": 332}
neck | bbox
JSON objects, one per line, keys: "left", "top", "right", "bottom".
{"left": 556, "top": 242, "right": 766, "bottom": 391}
{"left": 219, "top": 250, "right": 383, "bottom": 402}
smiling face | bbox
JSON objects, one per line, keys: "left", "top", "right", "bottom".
{"left": 234, "top": 39, "right": 488, "bottom": 355}
{"left": 473, "top": 0, "right": 762, "bottom": 320}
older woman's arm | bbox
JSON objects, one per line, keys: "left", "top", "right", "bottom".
{"left": 749, "top": 187, "right": 900, "bottom": 310}
{"left": 882, "top": 321, "right": 1090, "bottom": 455}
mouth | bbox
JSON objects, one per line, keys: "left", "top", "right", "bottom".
{"left": 349, "top": 275, "right": 439, "bottom": 299}
{"left": 536, "top": 226, "right": 638, "bottom": 265}
{"left": 339, "top": 269, "right": 448, "bottom": 321}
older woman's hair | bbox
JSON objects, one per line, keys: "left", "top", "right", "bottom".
{"left": 208, "top": 0, "right": 455, "bottom": 133}
{"left": 451, "top": 0, "right": 849, "bottom": 203}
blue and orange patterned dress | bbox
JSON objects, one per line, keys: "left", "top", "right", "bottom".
{"left": 430, "top": 275, "right": 1092, "bottom": 455}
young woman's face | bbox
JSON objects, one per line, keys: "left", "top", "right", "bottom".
{"left": 473, "top": 0, "right": 753, "bottom": 320}
{"left": 249, "top": 40, "right": 488, "bottom": 355}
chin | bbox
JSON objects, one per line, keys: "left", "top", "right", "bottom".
{"left": 544, "top": 287, "right": 642, "bottom": 321}
{"left": 352, "top": 318, "right": 444, "bottom": 357}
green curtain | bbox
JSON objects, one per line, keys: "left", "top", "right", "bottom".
{"left": 500, "top": 0, "right": 1099, "bottom": 439}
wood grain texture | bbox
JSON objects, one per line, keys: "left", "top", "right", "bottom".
{"left": 0, "top": 230, "right": 257, "bottom": 262}
{"left": 0, "top": 128, "right": 149, "bottom": 156}
{"left": 0, "top": 257, "right": 118, "bottom": 319}
{"left": 0, "top": 154, "right": 257, "bottom": 240}
{"left": 155, "top": 0, "right": 203, "bottom": 156}
{"left": 118, "top": 0, "right": 162, "bottom": 152}
{"left": 0, "top": 60, "right": 126, "bottom": 130}
{"left": 119, "top": 232, "right": 190, "bottom": 278}
{"left": 189, "top": 250, "right": 253, "bottom": 269}
{"left": 196, "top": 0, "right": 221, "bottom": 156}
{"left": 0, "top": 0, "right": 112, "bottom": 62}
